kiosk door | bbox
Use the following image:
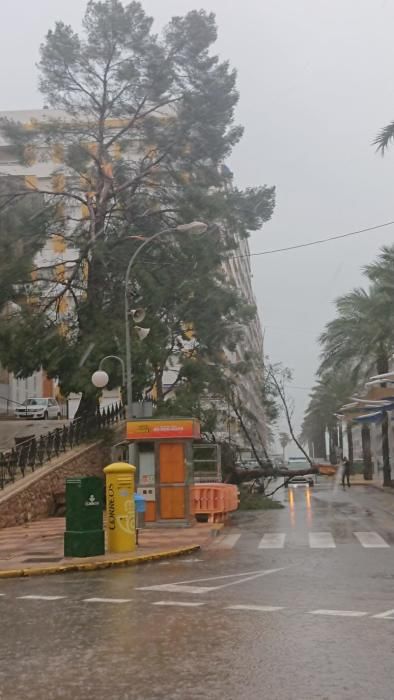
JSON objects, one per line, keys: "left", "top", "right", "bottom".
{"left": 158, "top": 442, "right": 186, "bottom": 520}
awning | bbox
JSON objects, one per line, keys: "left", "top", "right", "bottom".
{"left": 354, "top": 411, "right": 384, "bottom": 425}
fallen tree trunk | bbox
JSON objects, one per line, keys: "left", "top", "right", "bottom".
{"left": 227, "top": 465, "right": 319, "bottom": 485}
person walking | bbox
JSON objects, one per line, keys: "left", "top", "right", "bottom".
{"left": 342, "top": 457, "right": 351, "bottom": 488}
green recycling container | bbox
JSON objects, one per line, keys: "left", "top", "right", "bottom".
{"left": 64, "top": 476, "right": 105, "bottom": 557}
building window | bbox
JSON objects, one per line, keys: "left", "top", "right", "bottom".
{"left": 52, "top": 235, "right": 67, "bottom": 254}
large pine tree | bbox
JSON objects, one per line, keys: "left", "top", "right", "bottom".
{"left": 0, "top": 178, "right": 48, "bottom": 308}
{"left": 0, "top": 1, "right": 275, "bottom": 416}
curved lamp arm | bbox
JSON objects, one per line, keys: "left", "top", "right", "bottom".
{"left": 99, "top": 355, "right": 126, "bottom": 387}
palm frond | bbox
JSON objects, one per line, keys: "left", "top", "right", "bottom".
{"left": 364, "top": 245, "right": 394, "bottom": 292}
{"left": 319, "top": 281, "right": 394, "bottom": 380}
{"left": 373, "top": 121, "right": 394, "bottom": 155}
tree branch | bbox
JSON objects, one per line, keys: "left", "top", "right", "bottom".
{"left": 267, "top": 364, "right": 313, "bottom": 466}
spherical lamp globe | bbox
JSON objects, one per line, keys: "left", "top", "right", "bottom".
{"left": 91, "top": 370, "right": 109, "bottom": 389}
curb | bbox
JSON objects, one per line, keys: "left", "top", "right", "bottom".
{"left": 0, "top": 545, "right": 201, "bottom": 579}
{"left": 350, "top": 482, "right": 387, "bottom": 491}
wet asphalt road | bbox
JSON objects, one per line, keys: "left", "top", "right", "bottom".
{"left": 1, "top": 483, "right": 394, "bottom": 700}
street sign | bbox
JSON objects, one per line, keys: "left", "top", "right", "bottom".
{"left": 126, "top": 418, "right": 200, "bottom": 441}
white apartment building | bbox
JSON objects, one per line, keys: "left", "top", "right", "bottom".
{"left": 0, "top": 109, "right": 77, "bottom": 411}
{"left": 220, "top": 230, "right": 267, "bottom": 452}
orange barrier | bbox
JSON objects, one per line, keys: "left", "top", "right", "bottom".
{"left": 191, "top": 484, "right": 240, "bottom": 523}
{"left": 314, "top": 463, "right": 337, "bottom": 476}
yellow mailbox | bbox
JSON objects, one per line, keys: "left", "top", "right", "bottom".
{"left": 104, "top": 462, "right": 136, "bottom": 553}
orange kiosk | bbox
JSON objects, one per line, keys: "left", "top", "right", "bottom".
{"left": 126, "top": 418, "right": 200, "bottom": 527}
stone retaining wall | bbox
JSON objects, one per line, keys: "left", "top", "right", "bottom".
{"left": 0, "top": 442, "right": 110, "bottom": 528}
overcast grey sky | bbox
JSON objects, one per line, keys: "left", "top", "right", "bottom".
{"left": 2, "top": 0, "right": 394, "bottom": 437}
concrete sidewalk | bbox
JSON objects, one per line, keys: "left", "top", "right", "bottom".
{"left": 0, "top": 518, "right": 213, "bottom": 578}
{"left": 350, "top": 475, "right": 391, "bottom": 490}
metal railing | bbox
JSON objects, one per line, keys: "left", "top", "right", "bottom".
{"left": 0, "top": 403, "right": 125, "bottom": 490}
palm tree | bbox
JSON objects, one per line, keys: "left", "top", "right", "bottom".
{"left": 279, "top": 432, "right": 291, "bottom": 461}
{"left": 300, "top": 410, "right": 327, "bottom": 460}
{"left": 302, "top": 371, "right": 357, "bottom": 465}
{"left": 320, "top": 284, "right": 394, "bottom": 485}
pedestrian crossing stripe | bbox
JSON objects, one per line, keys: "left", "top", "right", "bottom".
{"left": 309, "top": 532, "right": 336, "bottom": 548}
{"left": 211, "top": 534, "right": 241, "bottom": 549}
{"left": 210, "top": 531, "right": 392, "bottom": 549}
{"left": 259, "top": 534, "right": 286, "bottom": 549}
{"left": 354, "top": 532, "right": 390, "bottom": 548}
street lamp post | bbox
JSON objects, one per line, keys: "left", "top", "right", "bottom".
{"left": 91, "top": 354, "right": 127, "bottom": 406}
{"left": 99, "top": 355, "right": 126, "bottom": 387}
{"left": 124, "top": 222, "right": 207, "bottom": 421}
